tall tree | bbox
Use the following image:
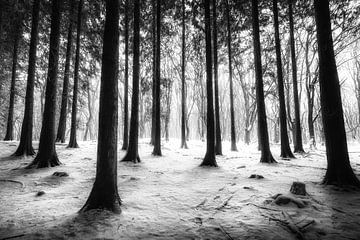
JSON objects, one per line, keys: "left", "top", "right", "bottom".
{"left": 121, "top": 0, "right": 129, "bottom": 150}
{"left": 314, "top": 0, "right": 360, "bottom": 187}
{"left": 288, "top": 0, "right": 304, "bottom": 153}
{"left": 13, "top": 0, "right": 41, "bottom": 156}
{"left": 180, "top": 0, "right": 188, "bottom": 149}
{"left": 80, "top": 0, "right": 121, "bottom": 213}
{"left": 56, "top": 0, "right": 75, "bottom": 143}
{"left": 200, "top": 0, "right": 217, "bottom": 167}
{"left": 26, "top": 0, "right": 63, "bottom": 169}
{"left": 150, "top": 0, "right": 156, "bottom": 145}
{"left": 68, "top": 0, "right": 84, "bottom": 149}
{"left": 225, "top": 0, "right": 237, "bottom": 152}
{"left": 251, "top": 0, "right": 276, "bottom": 163}
{"left": 152, "top": 0, "right": 162, "bottom": 156}
{"left": 211, "top": 0, "right": 222, "bottom": 155}
{"left": 4, "top": 15, "right": 22, "bottom": 141}
{"left": 121, "top": 0, "right": 141, "bottom": 163}
{"left": 272, "top": 0, "right": 294, "bottom": 159}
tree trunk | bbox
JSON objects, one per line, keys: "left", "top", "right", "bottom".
{"left": 200, "top": 0, "right": 217, "bottom": 167}
{"left": 56, "top": 1, "right": 75, "bottom": 143}
{"left": 314, "top": 0, "right": 360, "bottom": 187}
{"left": 273, "top": 0, "right": 294, "bottom": 159}
{"left": 26, "top": 0, "right": 63, "bottom": 169}
{"left": 152, "top": 0, "right": 162, "bottom": 156}
{"left": 211, "top": 0, "right": 222, "bottom": 156}
{"left": 13, "top": 0, "right": 41, "bottom": 156}
{"left": 4, "top": 19, "right": 22, "bottom": 141}
{"left": 150, "top": 0, "right": 156, "bottom": 145}
{"left": 68, "top": 0, "right": 83, "bottom": 149}
{"left": 288, "top": 0, "right": 304, "bottom": 153}
{"left": 121, "top": 0, "right": 129, "bottom": 150}
{"left": 180, "top": 0, "right": 188, "bottom": 149}
{"left": 251, "top": 0, "right": 276, "bottom": 163}
{"left": 80, "top": 0, "right": 121, "bottom": 213}
{"left": 121, "top": 0, "right": 141, "bottom": 163}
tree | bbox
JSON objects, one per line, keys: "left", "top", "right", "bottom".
{"left": 121, "top": 0, "right": 129, "bottom": 150}
{"left": 80, "top": 0, "right": 122, "bottom": 213}
{"left": 180, "top": 0, "right": 188, "bottom": 149}
{"left": 272, "top": 0, "right": 294, "bottom": 159}
{"left": 314, "top": 0, "right": 360, "bottom": 187}
{"left": 56, "top": 0, "right": 75, "bottom": 143}
{"left": 200, "top": 0, "right": 217, "bottom": 167}
{"left": 26, "top": 0, "right": 63, "bottom": 169}
{"left": 225, "top": 0, "right": 237, "bottom": 151}
{"left": 212, "top": 0, "right": 222, "bottom": 155}
{"left": 251, "top": 0, "right": 276, "bottom": 163}
{"left": 288, "top": 0, "right": 304, "bottom": 153}
{"left": 68, "top": 0, "right": 84, "bottom": 149}
{"left": 13, "top": 0, "right": 41, "bottom": 156}
{"left": 152, "top": 0, "right": 162, "bottom": 156}
{"left": 121, "top": 0, "right": 141, "bottom": 163}
{"left": 150, "top": 0, "right": 156, "bottom": 145}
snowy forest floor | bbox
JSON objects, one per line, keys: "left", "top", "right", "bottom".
{"left": 1, "top": 139, "right": 360, "bottom": 240}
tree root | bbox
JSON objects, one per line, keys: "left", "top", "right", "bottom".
{"left": 0, "top": 179, "right": 25, "bottom": 188}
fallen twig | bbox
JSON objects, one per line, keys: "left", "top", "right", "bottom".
{"left": 216, "top": 196, "right": 233, "bottom": 210}
{"left": 219, "top": 224, "right": 234, "bottom": 240}
{"left": 246, "top": 203, "right": 281, "bottom": 212}
{"left": 0, "top": 179, "right": 24, "bottom": 188}
{"left": 282, "top": 211, "right": 305, "bottom": 240}
{"left": 0, "top": 234, "right": 25, "bottom": 240}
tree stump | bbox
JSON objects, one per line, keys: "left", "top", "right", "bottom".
{"left": 290, "top": 182, "right": 307, "bottom": 196}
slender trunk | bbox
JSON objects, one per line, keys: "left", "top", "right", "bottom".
{"left": 13, "top": 0, "right": 41, "bottom": 156}
{"left": 200, "top": 0, "right": 217, "bottom": 167}
{"left": 121, "top": 0, "right": 141, "bottom": 163}
{"left": 180, "top": 0, "right": 188, "bottom": 149}
{"left": 80, "top": 0, "right": 121, "bottom": 213}
{"left": 288, "top": 0, "right": 304, "bottom": 153}
{"left": 150, "top": 0, "right": 156, "bottom": 145}
{"left": 314, "top": 0, "right": 360, "bottom": 186}
{"left": 121, "top": 0, "right": 129, "bottom": 150}
{"left": 273, "top": 0, "right": 294, "bottom": 158}
{"left": 251, "top": 0, "right": 276, "bottom": 163}
{"left": 26, "top": 0, "right": 63, "bottom": 169}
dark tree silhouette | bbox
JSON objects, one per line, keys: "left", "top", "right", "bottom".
{"left": 212, "top": 0, "right": 222, "bottom": 156}
{"left": 272, "top": 0, "right": 294, "bottom": 159}
{"left": 288, "top": 0, "right": 304, "bottom": 153}
{"left": 26, "top": 0, "right": 63, "bottom": 169}
{"left": 150, "top": 0, "right": 156, "bottom": 145}
{"left": 68, "top": 0, "right": 84, "bottom": 149}
{"left": 225, "top": 0, "right": 237, "bottom": 152}
{"left": 56, "top": 1, "right": 75, "bottom": 143}
{"left": 251, "top": 0, "right": 276, "bottom": 163}
{"left": 80, "top": 0, "right": 122, "bottom": 213}
{"left": 152, "top": 0, "right": 162, "bottom": 156}
{"left": 314, "top": 0, "right": 360, "bottom": 187}
{"left": 200, "top": 0, "right": 217, "bottom": 167}
{"left": 180, "top": 0, "right": 188, "bottom": 149}
{"left": 121, "top": 0, "right": 129, "bottom": 150}
{"left": 121, "top": 0, "right": 141, "bottom": 163}
{"left": 13, "top": 0, "right": 41, "bottom": 156}
{"left": 4, "top": 17, "right": 22, "bottom": 141}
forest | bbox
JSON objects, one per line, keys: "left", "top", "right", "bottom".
{"left": 0, "top": 0, "right": 360, "bottom": 239}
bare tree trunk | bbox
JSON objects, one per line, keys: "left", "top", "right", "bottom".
{"left": 180, "top": 0, "right": 188, "bottom": 149}
{"left": 150, "top": 0, "right": 156, "bottom": 145}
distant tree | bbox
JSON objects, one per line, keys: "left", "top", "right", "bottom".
{"left": 26, "top": 0, "right": 63, "bottom": 168}
{"left": 121, "top": 0, "right": 141, "bottom": 163}
{"left": 251, "top": 0, "right": 276, "bottom": 163}
{"left": 180, "top": 0, "right": 188, "bottom": 149}
{"left": 80, "top": 0, "right": 122, "bottom": 213}
{"left": 68, "top": 0, "right": 84, "bottom": 149}
{"left": 200, "top": 0, "right": 217, "bottom": 167}
{"left": 13, "top": 0, "right": 41, "bottom": 156}
{"left": 272, "top": 0, "right": 294, "bottom": 159}
{"left": 314, "top": 0, "right": 360, "bottom": 187}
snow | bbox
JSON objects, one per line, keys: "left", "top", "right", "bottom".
{"left": 1, "top": 139, "right": 360, "bottom": 239}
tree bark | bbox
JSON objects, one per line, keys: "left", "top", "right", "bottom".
{"left": 121, "top": 0, "right": 141, "bottom": 163}
{"left": 180, "top": 0, "right": 188, "bottom": 149}
{"left": 251, "top": 0, "right": 276, "bottom": 163}
{"left": 273, "top": 0, "right": 294, "bottom": 159}
{"left": 80, "top": 0, "right": 121, "bottom": 213}
{"left": 200, "top": 0, "right": 217, "bottom": 167}
{"left": 288, "top": 0, "right": 304, "bottom": 153}
{"left": 68, "top": 0, "right": 83, "bottom": 149}
{"left": 150, "top": 0, "right": 156, "bottom": 145}
{"left": 26, "top": 0, "right": 63, "bottom": 169}
{"left": 314, "top": 0, "right": 360, "bottom": 187}
{"left": 13, "top": 0, "right": 41, "bottom": 156}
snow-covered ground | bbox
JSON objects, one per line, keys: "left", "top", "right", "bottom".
{"left": 1, "top": 139, "right": 360, "bottom": 240}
